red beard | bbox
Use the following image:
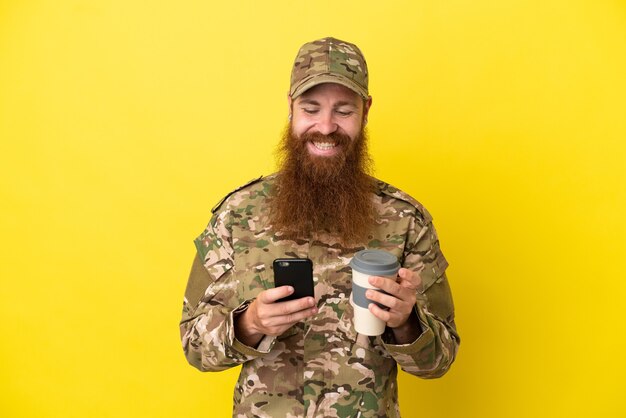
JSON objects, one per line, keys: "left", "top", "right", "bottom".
{"left": 269, "top": 124, "right": 375, "bottom": 245}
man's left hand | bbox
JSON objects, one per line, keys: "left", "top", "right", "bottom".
{"left": 366, "top": 267, "right": 421, "bottom": 329}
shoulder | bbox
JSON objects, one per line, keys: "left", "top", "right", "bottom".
{"left": 195, "top": 174, "right": 273, "bottom": 253}
{"left": 373, "top": 177, "right": 433, "bottom": 225}
{"left": 210, "top": 174, "right": 276, "bottom": 214}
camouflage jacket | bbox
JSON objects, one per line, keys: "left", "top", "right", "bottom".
{"left": 180, "top": 174, "right": 459, "bottom": 418}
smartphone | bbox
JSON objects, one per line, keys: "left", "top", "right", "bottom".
{"left": 273, "top": 258, "right": 315, "bottom": 302}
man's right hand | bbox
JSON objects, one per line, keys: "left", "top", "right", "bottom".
{"left": 234, "top": 286, "right": 318, "bottom": 348}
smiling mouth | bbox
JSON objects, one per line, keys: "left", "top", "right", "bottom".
{"left": 312, "top": 142, "right": 337, "bottom": 151}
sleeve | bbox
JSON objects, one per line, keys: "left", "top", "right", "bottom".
{"left": 381, "top": 211, "right": 460, "bottom": 379}
{"left": 179, "top": 210, "right": 275, "bottom": 372}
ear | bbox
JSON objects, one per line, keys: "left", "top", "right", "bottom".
{"left": 287, "top": 93, "right": 293, "bottom": 112}
{"left": 363, "top": 96, "right": 373, "bottom": 119}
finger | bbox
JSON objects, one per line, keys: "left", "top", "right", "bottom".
{"left": 365, "top": 288, "right": 399, "bottom": 310}
{"left": 262, "top": 308, "right": 318, "bottom": 337}
{"left": 264, "top": 304, "right": 318, "bottom": 327}
{"left": 258, "top": 297, "right": 317, "bottom": 331}
{"left": 369, "top": 302, "right": 413, "bottom": 329}
{"left": 274, "top": 296, "right": 317, "bottom": 316}
{"left": 367, "top": 287, "right": 415, "bottom": 313}
{"left": 257, "top": 286, "right": 294, "bottom": 304}
{"left": 366, "top": 275, "right": 417, "bottom": 304}
{"left": 260, "top": 295, "right": 316, "bottom": 320}
{"left": 368, "top": 275, "right": 402, "bottom": 297}
{"left": 368, "top": 302, "right": 396, "bottom": 324}
{"left": 398, "top": 268, "right": 421, "bottom": 290}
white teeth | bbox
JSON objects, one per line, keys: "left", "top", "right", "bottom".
{"left": 313, "top": 142, "right": 336, "bottom": 150}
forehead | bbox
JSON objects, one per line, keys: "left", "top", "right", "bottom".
{"left": 296, "top": 83, "right": 362, "bottom": 106}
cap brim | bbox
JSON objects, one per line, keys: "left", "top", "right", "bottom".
{"left": 290, "top": 73, "right": 369, "bottom": 99}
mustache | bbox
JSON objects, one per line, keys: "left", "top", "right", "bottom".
{"left": 298, "top": 131, "right": 352, "bottom": 147}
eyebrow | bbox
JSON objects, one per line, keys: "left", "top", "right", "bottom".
{"left": 298, "top": 99, "right": 358, "bottom": 108}
{"left": 298, "top": 98, "right": 320, "bottom": 106}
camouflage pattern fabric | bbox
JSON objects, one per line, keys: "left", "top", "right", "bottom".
{"left": 290, "top": 37, "right": 369, "bottom": 100}
{"left": 180, "top": 174, "right": 460, "bottom": 418}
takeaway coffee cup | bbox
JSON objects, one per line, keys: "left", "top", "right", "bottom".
{"left": 349, "top": 249, "right": 400, "bottom": 336}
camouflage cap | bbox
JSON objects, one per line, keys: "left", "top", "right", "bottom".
{"left": 290, "top": 37, "right": 369, "bottom": 99}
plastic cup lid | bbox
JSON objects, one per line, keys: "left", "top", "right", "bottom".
{"left": 349, "top": 249, "right": 400, "bottom": 276}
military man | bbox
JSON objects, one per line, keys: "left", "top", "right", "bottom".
{"left": 180, "top": 37, "right": 460, "bottom": 417}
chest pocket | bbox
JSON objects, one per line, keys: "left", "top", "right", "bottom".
{"left": 234, "top": 267, "right": 272, "bottom": 303}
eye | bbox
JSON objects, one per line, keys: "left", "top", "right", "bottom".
{"left": 335, "top": 109, "right": 354, "bottom": 117}
{"left": 302, "top": 108, "right": 319, "bottom": 115}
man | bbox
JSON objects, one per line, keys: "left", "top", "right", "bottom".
{"left": 180, "top": 37, "right": 459, "bottom": 417}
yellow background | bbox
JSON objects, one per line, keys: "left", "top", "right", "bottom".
{"left": 1, "top": 1, "right": 625, "bottom": 417}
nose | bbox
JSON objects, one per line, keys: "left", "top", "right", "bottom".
{"left": 315, "top": 111, "right": 337, "bottom": 135}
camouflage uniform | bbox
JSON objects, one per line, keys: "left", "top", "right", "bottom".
{"left": 180, "top": 174, "right": 459, "bottom": 417}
